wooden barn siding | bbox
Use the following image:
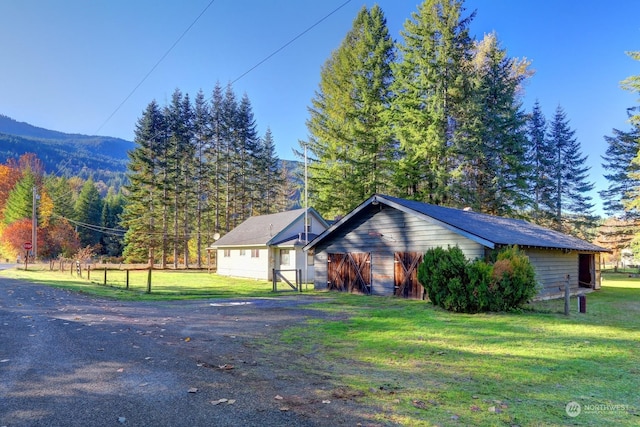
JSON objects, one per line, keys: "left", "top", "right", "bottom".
{"left": 522, "top": 248, "right": 579, "bottom": 296}
{"left": 313, "top": 205, "right": 485, "bottom": 295}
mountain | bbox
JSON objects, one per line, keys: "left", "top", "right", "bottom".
{"left": 0, "top": 114, "right": 133, "bottom": 183}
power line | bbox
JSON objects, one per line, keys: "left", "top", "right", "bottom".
{"left": 96, "top": 0, "right": 217, "bottom": 134}
{"left": 231, "top": 0, "right": 353, "bottom": 85}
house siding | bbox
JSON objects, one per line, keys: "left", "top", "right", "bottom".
{"left": 216, "top": 248, "right": 270, "bottom": 280}
{"left": 313, "top": 204, "right": 485, "bottom": 295}
{"left": 522, "top": 248, "right": 600, "bottom": 298}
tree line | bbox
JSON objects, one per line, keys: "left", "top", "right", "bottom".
{"left": 302, "top": 1, "right": 598, "bottom": 240}
{"left": 121, "top": 83, "right": 294, "bottom": 268}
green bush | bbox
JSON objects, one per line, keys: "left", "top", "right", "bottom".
{"left": 418, "top": 246, "right": 469, "bottom": 312}
{"left": 418, "top": 245, "right": 538, "bottom": 313}
{"left": 488, "top": 246, "right": 538, "bottom": 311}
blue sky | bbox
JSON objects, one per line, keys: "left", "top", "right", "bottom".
{"left": 1, "top": 0, "right": 639, "bottom": 215}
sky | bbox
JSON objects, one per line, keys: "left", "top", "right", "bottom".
{"left": 1, "top": 0, "right": 639, "bottom": 215}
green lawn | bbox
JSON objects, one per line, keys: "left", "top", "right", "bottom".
{"left": 275, "top": 274, "right": 640, "bottom": 426}
{"left": 2, "top": 267, "right": 638, "bottom": 425}
{"left": 0, "top": 265, "right": 279, "bottom": 300}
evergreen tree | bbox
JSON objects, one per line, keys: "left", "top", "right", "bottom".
{"left": 192, "top": 89, "right": 211, "bottom": 267}
{"left": 45, "top": 176, "right": 76, "bottom": 222}
{"left": 121, "top": 100, "right": 165, "bottom": 264}
{"left": 100, "top": 188, "right": 125, "bottom": 257}
{"left": 548, "top": 106, "right": 596, "bottom": 238}
{"left": 600, "top": 111, "right": 640, "bottom": 217}
{"left": 391, "top": 0, "right": 474, "bottom": 205}
{"left": 74, "top": 178, "right": 104, "bottom": 247}
{"left": 304, "top": 5, "right": 395, "bottom": 218}
{"left": 453, "top": 33, "right": 530, "bottom": 215}
{"left": 234, "top": 93, "right": 260, "bottom": 220}
{"left": 256, "top": 128, "right": 284, "bottom": 214}
{"left": 525, "top": 101, "right": 556, "bottom": 223}
{"left": 207, "top": 82, "right": 229, "bottom": 236}
{"left": 3, "top": 171, "right": 37, "bottom": 225}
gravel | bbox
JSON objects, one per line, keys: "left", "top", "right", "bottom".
{"left": 0, "top": 277, "right": 385, "bottom": 427}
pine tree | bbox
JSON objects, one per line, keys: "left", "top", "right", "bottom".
{"left": 207, "top": 82, "right": 229, "bottom": 236}
{"left": 548, "top": 106, "right": 596, "bottom": 238}
{"left": 304, "top": 5, "right": 395, "bottom": 218}
{"left": 255, "top": 128, "right": 284, "bottom": 214}
{"left": 453, "top": 32, "right": 530, "bottom": 215}
{"left": 3, "top": 171, "right": 37, "bottom": 225}
{"left": 600, "top": 111, "right": 640, "bottom": 217}
{"left": 192, "top": 90, "right": 211, "bottom": 267}
{"left": 525, "top": 101, "right": 556, "bottom": 224}
{"left": 74, "top": 178, "right": 104, "bottom": 248}
{"left": 121, "top": 100, "right": 165, "bottom": 264}
{"left": 100, "top": 188, "right": 125, "bottom": 257}
{"left": 391, "top": 0, "right": 474, "bottom": 205}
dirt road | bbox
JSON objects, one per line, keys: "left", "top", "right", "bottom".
{"left": 0, "top": 277, "right": 383, "bottom": 426}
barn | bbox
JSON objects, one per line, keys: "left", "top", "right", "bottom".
{"left": 304, "top": 194, "right": 609, "bottom": 300}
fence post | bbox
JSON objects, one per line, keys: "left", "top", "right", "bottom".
{"left": 564, "top": 274, "right": 571, "bottom": 316}
{"left": 126, "top": 269, "right": 130, "bottom": 290}
{"left": 298, "top": 269, "right": 302, "bottom": 292}
{"left": 146, "top": 268, "right": 152, "bottom": 293}
{"left": 87, "top": 265, "right": 91, "bottom": 281}
{"left": 272, "top": 269, "right": 276, "bottom": 292}
{"left": 104, "top": 268, "right": 107, "bottom": 286}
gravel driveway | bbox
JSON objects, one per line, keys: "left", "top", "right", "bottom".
{"left": 0, "top": 277, "right": 383, "bottom": 427}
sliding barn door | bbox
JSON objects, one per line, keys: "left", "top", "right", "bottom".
{"left": 394, "top": 252, "right": 425, "bottom": 299}
{"left": 327, "top": 253, "right": 371, "bottom": 294}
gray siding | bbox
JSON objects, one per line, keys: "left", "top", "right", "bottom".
{"left": 313, "top": 204, "right": 484, "bottom": 295}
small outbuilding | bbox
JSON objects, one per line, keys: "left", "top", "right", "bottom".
{"left": 304, "top": 195, "right": 609, "bottom": 300}
{"left": 210, "top": 208, "right": 329, "bottom": 283}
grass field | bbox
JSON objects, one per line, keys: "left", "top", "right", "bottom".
{"left": 0, "top": 264, "right": 279, "bottom": 300}
{"left": 1, "top": 266, "right": 638, "bottom": 425}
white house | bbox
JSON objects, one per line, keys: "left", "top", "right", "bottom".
{"left": 210, "top": 208, "right": 329, "bottom": 283}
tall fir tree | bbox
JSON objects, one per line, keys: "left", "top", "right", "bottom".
{"left": 391, "top": 0, "right": 474, "bottom": 205}
{"left": 453, "top": 32, "right": 530, "bottom": 215}
{"left": 192, "top": 89, "right": 212, "bottom": 267}
{"left": 525, "top": 101, "right": 556, "bottom": 224}
{"left": 304, "top": 5, "right": 395, "bottom": 218}
{"left": 601, "top": 110, "right": 640, "bottom": 217}
{"left": 548, "top": 106, "right": 596, "bottom": 239}
{"left": 3, "top": 170, "right": 37, "bottom": 225}
{"left": 121, "top": 100, "right": 165, "bottom": 264}
{"left": 74, "top": 178, "right": 104, "bottom": 248}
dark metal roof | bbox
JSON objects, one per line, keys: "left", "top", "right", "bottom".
{"left": 210, "top": 208, "right": 327, "bottom": 248}
{"left": 305, "top": 194, "right": 608, "bottom": 253}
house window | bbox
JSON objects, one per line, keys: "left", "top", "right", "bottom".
{"left": 306, "top": 217, "right": 312, "bottom": 233}
{"left": 239, "top": 249, "right": 246, "bottom": 256}
{"left": 280, "top": 249, "right": 290, "bottom": 266}
{"left": 223, "top": 249, "right": 231, "bottom": 257}
{"left": 251, "top": 249, "right": 260, "bottom": 258}
{"left": 307, "top": 252, "right": 314, "bottom": 266}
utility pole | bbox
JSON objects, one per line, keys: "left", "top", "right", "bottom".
{"left": 32, "top": 186, "right": 38, "bottom": 260}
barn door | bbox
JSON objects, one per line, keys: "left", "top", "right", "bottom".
{"left": 394, "top": 252, "right": 424, "bottom": 299}
{"left": 327, "top": 253, "right": 371, "bottom": 294}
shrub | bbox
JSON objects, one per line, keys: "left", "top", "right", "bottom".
{"left": 418, "top": 245, "right": 538, "bottom": 313}
{"left": 488, "top": 246, "right": 538, "bottom": 311}
{"left": 418, "top": 246, "right": 472, "bottom": 312}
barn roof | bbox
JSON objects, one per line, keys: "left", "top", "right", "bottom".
{"left": 305, "top": 194, "right": 608, "bottom": 253}
{"left": 210, "top": 208, "right": 327, "bottom": 248}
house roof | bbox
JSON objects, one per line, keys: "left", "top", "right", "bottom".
{"left": 210, "top": 208, "right": 327, "bottom": 248}
{"left": 305, "top": 194, "right": 608, "bottom": 253}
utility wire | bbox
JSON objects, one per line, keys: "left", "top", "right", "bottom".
{"left": 231, "top": 0, "right": 353, "bottom": 84}
{"left": 96, "top": 0, "right": 217, "bottom": 134}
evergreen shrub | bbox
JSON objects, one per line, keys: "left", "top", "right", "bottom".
{"left": 417, "top": 245, "right": 538, "bottom": 313}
